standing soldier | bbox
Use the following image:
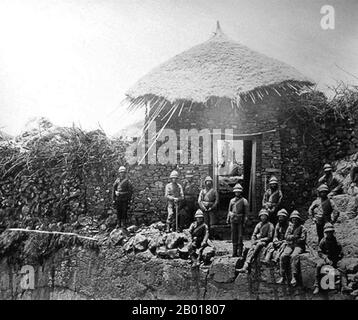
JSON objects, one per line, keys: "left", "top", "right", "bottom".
{"left": 165, "top": 170, "right": 184, "bottom": 232}
{"left": 313, "top": 223, "right": 349, "bottom": 295}
{"left": 238, "top": 209, "right": 274, "bottom": 272}
{"left": 181, "top": 170, "right": 198, "bottom": 229}
{"left": 263, "top": 208, "right": 289, "bottom": 264}
{"left": 262, "top": 176, "right": 283, "bottom": 224}
{"left": 309, "top": 184, "right": 340, "bottom": 244}
{"left": 277, "top": 210, "right": 307, "bottom": 286}
{"left": 188, "top": 209, "right": 209, "bottom": 267}
{"left": 112, "top": 166, "right": 133, "bottom": 228}
{"left": 226, "top": 183, "right": 249, "bottom": 257}
{"left": 318, "top": 164, "right": 343, "bottom": 197}
{"left": 198, "top": 176, "right": 219, "bottom": 238}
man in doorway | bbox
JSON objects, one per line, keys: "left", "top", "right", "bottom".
{"left": 308, "top": 184, "right": 340, "bottom": 244}
{"left": 165, "top": 170, "right": 184, "bottom": 232}
{"left": 198, "top": 176, "right": 218, "bottom": 238}
{"left": 112, "top": 166, "right": 133, "bottom": 228}
{"left": 262, "top": 176, "right": 283, "bottom": 224}
{"left": 226, "top": 183, "right": 249, "bottom": 257}
{"left": 318, "top": 164, "right": 343, "bottom": 197}
{"left": 237, "top": 209, "right": 274, "bottom": 272}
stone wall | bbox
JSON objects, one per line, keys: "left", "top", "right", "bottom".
{"left": 128, "top": 96, "right": 284, "bottom": 229}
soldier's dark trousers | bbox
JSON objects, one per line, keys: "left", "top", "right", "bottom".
{"left": 231, "top": 222, "right": 244, "bottom": 256}
{"left": 279, "top": 246, "right": 303, "bottom": 279}
{"left": 180, "top": 199, "right": 196, "bottom": 229}
{"left": 245, "top": 241, "right": 266, "bottom": 266}
{"left": 115, "top": 200, "right": 128, "bottom": 227}
{"left": 316, "top": 223, "right": 325, "bottom": 244}
{"left": 204, "top": 209, "right": 216, "bottom": 238}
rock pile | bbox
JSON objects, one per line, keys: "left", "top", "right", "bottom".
{"left": 105, "top": 222, "right": 216, "bottom": 264}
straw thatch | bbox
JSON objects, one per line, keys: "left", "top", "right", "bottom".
{"left": 126, "top": 22, "right": 313, "bottom": 108}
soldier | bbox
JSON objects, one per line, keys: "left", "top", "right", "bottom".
{"left": 198, "top": 176, "right": 219, "bottom": 237}
{"left": 308, "top": 184, "right": 340, "bottom": 244}
{"left": 262, "top": 176, "right": 283, "bottom": 224}
{"left": 263, "top": 208, "right": 289, "bottom": 264}
{"left": 165, "top": 170, "right": 184, "bottom": 232}
{"left": 277, "top": 210, "right": 307, "bottom": 286}
{"left": 313, "top": 223, "right": 349, "bottom": 295}
{"left": 181, "top": 170, "right": 198, "bottom": 230}
{"left": 112, "top": 166, "right": 133, "bottom": 228}
{"left": 318, "top": 164, "right": 343, "bottom": 197}
{"left": 226, "top": 183, "right": 249, "bottom": 257}
{"left": 188, "top": 209, "right": 209, "bottom": 267}
{"left": 238, "top": 209, "right": 274, "bottom": 273}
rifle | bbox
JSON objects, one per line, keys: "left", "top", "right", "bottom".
{"left": 175, "top": 202, "right": 179, "bottom": 232}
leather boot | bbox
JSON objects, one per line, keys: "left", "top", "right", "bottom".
{"left": 237, "top": 244, "right": 244, "bottom": 257}
{"left": 232, "top": 245, "right": 238, "bottom": 257}
{"left": 341, "top": 273, "right": 351, "bottom": 293}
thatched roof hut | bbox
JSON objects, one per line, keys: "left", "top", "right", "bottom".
{"left": 126, "top": 22, "right": 313, "bottom": 109}
{"left": 125, "top": 23, "right": 316, "bottom": 238}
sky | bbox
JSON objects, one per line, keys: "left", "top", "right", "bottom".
{"left": 0, "top": 0, "right": 357, "bottom": 136}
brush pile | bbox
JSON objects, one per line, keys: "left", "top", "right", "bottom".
{"left": 0, "top": 118, "right": 128, "bottom": 235}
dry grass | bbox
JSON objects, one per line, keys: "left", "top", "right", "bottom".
{"left": 126, "top": 26, "right": 313, "bottom": 107}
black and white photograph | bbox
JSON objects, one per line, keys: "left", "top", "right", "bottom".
{"left": 0, "top": 0, "right": 358, "bottom": 307}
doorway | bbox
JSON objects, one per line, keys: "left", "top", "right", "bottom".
{"left": 212, "top": 138, "right": 256, "bottom": 238}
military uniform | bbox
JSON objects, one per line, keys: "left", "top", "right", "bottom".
{"left": 198, "top": 182, "right": 218, "bottom": 235}
{"left": 263, "top": 213, "right": 289, "bottom": 263}
{"left": 262, "top": 177, "right": 283, "bottom": 224}
{"left": 279, "top": 213, "right": 307, "bottom": 285}
{"left": 227, "top": 192, "right": 249, "bottom": 257}
{"left": 112, "top": 176, "right": 133, "bottom": 227}
{"left": 181, "top": 179, "right": 198, "bottom": 229}
{"left": 318, "top": 173, "right": 343, "bottom": 197}
{"left": 241, "top": 213, "right": 274, "bottom": 270}
{"left": 165, "top": 181, "right": 184, "bottom": 231}
{"left": 188, "top": 210, "right": 209, "bottom": 266}
{"left": 308, "top": 196, "right": 339, "bottom": 243}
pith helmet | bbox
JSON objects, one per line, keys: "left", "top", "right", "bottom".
{"left": 324, "top": 223, "right": 335, "bottom": 233}
{"left": 290, "top": 210, "right": 302, "bottom": 221}
{"left": 195, "top": 209, "right": 204, "bottom": 219}
{"left": 185, "top": 170, "right": 194, "bottom": 178}
{"left": 118, "top": 166, "right": 126, "bottom": 173}
{"left": 204, "top": 176, "right": 213, "bottom": 183}
{"left": 259, "top": 209, "right": 269, "bottom": 217}
{"left": 323, "top": 164, "right": 333, "bottom": 172}
{"left": 317, "top": 184, "right": 329, "bottom": 193}
{"left": 233, "top": 183, "right": 243, "bottom": 192}
{"left": 269, "top": 176, "right": 278, "bottom": 185}
{"left": 277, "top": 209, "right": 288, "bottom": 217}
{"left": 170, "top": 170, "right": 179, "bottom": 178}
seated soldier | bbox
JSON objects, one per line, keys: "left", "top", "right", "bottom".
{"left": 313, "top": 223, "right": 349, "bottom": 295}
{"left": 237, "top": 209, "right": 274, "bottom": 273}
{"left": 188, "top": 209, "right": 209, "bottom": 267}
{"left": 263, "top": 208, "right": 289, "bottom": 264}
{"left": 277, "top": 210, "right": 307, "bottom": 286}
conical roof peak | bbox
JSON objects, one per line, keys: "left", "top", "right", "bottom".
{"left": 126, "top": 23, "right": 313, "bottom": 104}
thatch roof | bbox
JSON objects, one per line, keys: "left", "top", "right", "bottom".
{"left": 126, "top": 22, "right": 314, "bottom": 109}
